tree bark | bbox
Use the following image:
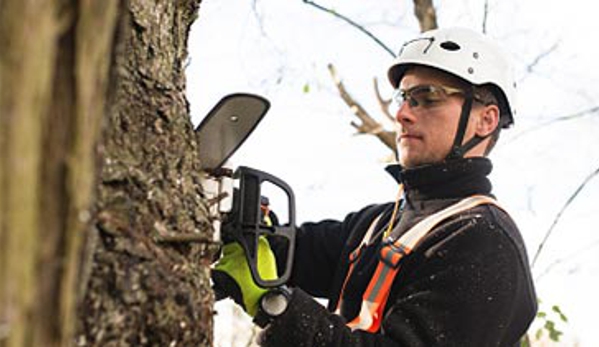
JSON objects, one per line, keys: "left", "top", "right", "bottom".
{"left": 1, "top": 0, "right": 213, "bottom": 346}
{"left": 78, "top": 0, "right": 214, "bottom": 346}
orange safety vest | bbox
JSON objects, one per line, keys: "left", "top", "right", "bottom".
{"left": 334, "top": 194, "right": 502, "bottom": 333}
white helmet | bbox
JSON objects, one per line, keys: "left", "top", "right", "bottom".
{"left": 388, "top": 27, "right": 516, "bottom": 128}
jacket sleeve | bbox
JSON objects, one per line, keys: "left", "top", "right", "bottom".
{"left": 271, "top": 204, "right": 390, "bottom": 298}
{"left": 260, "top": 208, "right": 537, "bottom": 347}
{"left": 258, "top": 288, "right": 401, "bottom": 347}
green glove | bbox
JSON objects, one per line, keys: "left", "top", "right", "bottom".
{"left": 212, "top": 237, "right": 278, "bottom": 316}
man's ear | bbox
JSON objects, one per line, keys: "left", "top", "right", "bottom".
{"left": 475, "top": 104, "right": 500, "bottom": 137}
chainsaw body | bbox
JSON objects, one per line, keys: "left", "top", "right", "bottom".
{"left": 196, "top": 94, "right": 296, "bottom": 288}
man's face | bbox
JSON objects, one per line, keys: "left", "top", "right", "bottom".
{"left": 395, "top": 67, "right": 475, "bottom": 168}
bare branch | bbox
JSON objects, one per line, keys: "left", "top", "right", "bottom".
{"left": 531, "top": 164, "right": 599, "bottom": 267}
{"left": 328, "top": 64, "right": 397, "bottom": 154}
{"left": 482, "top": 0, "right": 489, "bottom": 33}
{"left": 373, "top": 78, "right": 395, "bottom": 123}
{"left": 413, "top": 0, "right": 438, "bottom": 32}
{"left": 526, "top": 42, "right": 560, "bottom": 73}
{"left": 536, "top": 238, "right": 599, "bottom": 280}
{"left": 250, "top": 0, "right": 268, "bottom": 37}
{"left": 507, "top": 105, "right": 599, "bottom": 144}
{"left": 302, "top": 0, "right": 396, "bottom": 57}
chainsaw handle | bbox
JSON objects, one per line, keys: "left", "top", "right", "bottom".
{"left": 232, "top": 166, "right": 296, "bottom": 288}
{"left": 239, "top": 226, "right": 295, "bottom": 288}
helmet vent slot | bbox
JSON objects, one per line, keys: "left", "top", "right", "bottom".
{"left": 440, "top": 41, "right": 461, "bottom": 51}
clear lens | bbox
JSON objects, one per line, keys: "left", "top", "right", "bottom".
{"left": 410, "top": 86, "right": 445, "bottom": 106}
{"left": 393, "top": 85, "right": 464, "bottom": 109}
{"left": 392, "top": 89, "right": 407, "bottom": 106}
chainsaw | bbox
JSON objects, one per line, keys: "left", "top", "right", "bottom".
{"left": 196, "top": 93, "right": 296, "bottom": 288}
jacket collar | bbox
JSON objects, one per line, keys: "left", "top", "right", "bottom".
{"left": 385, "top": 157, "right": 493, "bottom": 200}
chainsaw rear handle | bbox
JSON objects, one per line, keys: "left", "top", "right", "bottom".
{"left": 227, "top": 166, "right": 296, "bottom": 288}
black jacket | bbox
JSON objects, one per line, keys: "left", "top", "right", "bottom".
{"left": 263, "top": 158, "right": 537, "bottom": 347}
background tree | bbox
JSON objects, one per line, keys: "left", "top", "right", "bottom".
{"left": 1, "top": 0, "right": 215, "bottom": 346}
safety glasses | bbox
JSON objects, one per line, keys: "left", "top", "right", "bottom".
{"left": 393, "top": 84, "right": 477, "bottom": 109}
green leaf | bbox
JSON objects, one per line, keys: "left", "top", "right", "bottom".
{"left": 303, "top": 83, "right": 310, "bottom": 94}
{"left": 552, "top": 305, "right": 569, "bottom": 322}
{"left": 549, "top": 329, "right": 563, "bottom": 342}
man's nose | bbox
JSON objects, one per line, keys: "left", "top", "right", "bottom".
{"left": 395, "top": 102, "right": 416, "bottom": 126}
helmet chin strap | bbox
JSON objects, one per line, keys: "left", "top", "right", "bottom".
{"left": 446, "top": 88, "right": 494, "bottom": 160}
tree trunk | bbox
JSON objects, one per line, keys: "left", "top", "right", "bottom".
{"left": 0, "top": 0, "right": 213, "bottom": 346}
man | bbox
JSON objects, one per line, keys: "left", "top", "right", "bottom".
{"left": 213, "top": 27, "right": 537, "bottom": 346}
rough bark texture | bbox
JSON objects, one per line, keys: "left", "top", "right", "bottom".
{"left": 1, "top": 0, "right": 213, "bottom": 346}
{"left": 78, "top": 0, "right": 215, "bottom": 346}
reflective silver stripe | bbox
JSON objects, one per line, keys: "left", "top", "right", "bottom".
{"left": 360, "top": 213, "right": 384, "bottom": 247}
{"left": 391, "top": 195, "right": 498, "bottom": 250}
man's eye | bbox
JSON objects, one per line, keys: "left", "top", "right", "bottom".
{"left": 422, "top": 96, "right": 441, "bottom": 105}
{"left": 419, "top": 95, "right": 442, "bottom": 106}
{"left": 411, "top": 91, "right": 442, "bottom": 107}
{"left": 407, "top": 97, "right": 419, "bottom": 107}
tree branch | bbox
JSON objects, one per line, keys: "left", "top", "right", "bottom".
{"left": 373, "top": 78, "right": 395, "bottom": 123}
{"left": 328, "top": 64, "right": 397, "bottom": 154}
{"left": 251, "top": 0, "right": 268, "bottom": 37}
{"left": 536, "top": 238, "right": 599, "bottom": 280}
{"left": 302, "top": 0, "right": 396, "bottom": 57}
{"left": 526, "top": 42, "right": 560, "bottom": 73}
{"left": 482, "top": 0, "right": 489, "bottom": 33}
{"left": 532, "top": 164, "right": 599, "bottom": 267}
{"left": 507, "top": 105, "right": 599, "bottom": 144}
{"left": 413, "top": 0, "right": 438, "bottom": 32}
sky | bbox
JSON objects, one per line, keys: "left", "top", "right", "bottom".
{"left": 187, "top": 1, "right": 599, "bottom": 345}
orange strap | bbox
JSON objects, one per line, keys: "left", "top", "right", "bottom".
{"left": 336, "top": 195, "right": 501, "bottom": 333}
